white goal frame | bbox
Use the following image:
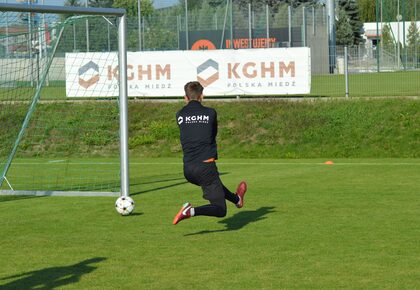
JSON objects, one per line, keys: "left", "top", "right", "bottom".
{"left": 0, "top": 3, "right": 130, "bottom": 197}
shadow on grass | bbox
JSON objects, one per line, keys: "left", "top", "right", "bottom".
{"left": 131, "top": 172, "right": 229, "bottom": 196}
{"left": 131, "top": 181, "right": 189, "bottom": 196}
{"left": 140, "top": 174, "right": 186, "bottom": 185}
{"left": 184, "top": 206, "right": 276, "bottom": 236}
{"left": 0, "top": 195, "right": 45, "bottom": 203}
{"left": 0, "top": 257, "right": 106, "bottom": 290}
{"left": 123, "top": 212, "right": 143, "bottom": 217}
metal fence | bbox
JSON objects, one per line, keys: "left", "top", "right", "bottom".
{"left": 0, "top": 1, "right": 327, "bottom": 51}
{"left": 312, "top": 44, "right": 420, "bottom": 98}
{"left": 335, "top": 44, "right": 420, "bottom": 73}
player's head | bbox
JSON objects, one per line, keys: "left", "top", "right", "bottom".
{"left": 184, "top": 81, "right": 204, "bottom": 102}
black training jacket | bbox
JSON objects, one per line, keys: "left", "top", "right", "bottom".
{"left": 176, "top": 100, "right": 218, "bottom": 164}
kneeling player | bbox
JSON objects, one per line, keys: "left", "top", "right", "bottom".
{"left": 173, "top": 81, "right": 247, "bottom": 225}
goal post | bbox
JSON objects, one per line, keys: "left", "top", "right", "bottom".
{"left": 0, "top": 3, "right": 129, "bottom": 197}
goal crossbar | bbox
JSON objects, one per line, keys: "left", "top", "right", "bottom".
{"left": 0, "top": 3, "right": 125, "bottom": 17}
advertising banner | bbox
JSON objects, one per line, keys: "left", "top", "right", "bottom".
{"left": 66, "top": 48, "right": 311, "bottom": 97}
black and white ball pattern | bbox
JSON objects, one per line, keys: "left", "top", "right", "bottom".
{"left": 115, "top": 196, "right": 135, "bottom": 215}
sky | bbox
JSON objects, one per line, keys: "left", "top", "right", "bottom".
{"left": 1, "top": 0, "right": 179, "bottom": 9}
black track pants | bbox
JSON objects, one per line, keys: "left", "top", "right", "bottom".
{"left": 183, "top": 162, "right": 239, "bottom": 217}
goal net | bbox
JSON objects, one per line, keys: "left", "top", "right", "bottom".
{"left": 0, "top": 4, "right": 129, "bottom": 196}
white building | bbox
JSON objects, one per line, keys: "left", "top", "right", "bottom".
{"left": 363, "top": 21, "right": 420, "bottom": 47}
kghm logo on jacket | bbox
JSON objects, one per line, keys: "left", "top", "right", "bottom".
{"left": 180, "top": 115, "right": 210, "bottom": 124}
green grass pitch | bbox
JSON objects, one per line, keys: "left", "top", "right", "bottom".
{"left": 1, "top": 157, "right": 419, "bottom": 289}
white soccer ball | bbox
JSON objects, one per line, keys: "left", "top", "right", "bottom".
{"left": 115, "top": 196, "right": 135, "bottom": 216}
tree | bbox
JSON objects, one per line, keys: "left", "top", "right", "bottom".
{"left": 195, "top": 1, "right": 216, "bottom": 30}
{"left": 407, "top": 20, "right": 420, "bottom": 49}
{"left": 357, "top": 0, "right": 375, "bottom": 22}
{"left": 272, "top": 4, "right": 289, "bottom": 27}
{"left": 209, "top": 0, "right": 318, "bottom": 10}
{"left": 338, "top": 0, "right": 364, "bottom": 45}
{"left": 285, "top": 0, "right": 318, "bottom": 7}
{"left": 381, "top": 23, "right": 393, "bottom": 48}
{"left": 62, "top": 0, "right": 81, "bottom": 20}
{"left": 406, "top": 20, "right": 420, "bottom": 63}
{"left": 336, "top": 7, "right": 354, "bottom": 45}
{"left": 64, "top": 0, "right": 81, "bottom": 6}
{"left": 88, "top": 0, "right": 114, "bottom": 8}
{"left": 179, "top": 0, "right": 203, "bottom": 11}
{"left": 113, "top": 0, "right": 154, "bottom": 17}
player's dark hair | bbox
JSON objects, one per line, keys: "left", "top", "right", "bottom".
{"left": 184, "top": 81, "right": 203, "bottom": 100}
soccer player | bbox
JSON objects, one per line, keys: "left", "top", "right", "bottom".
{"left": 173, "top": 81, "right": 247, "bottom": 225}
